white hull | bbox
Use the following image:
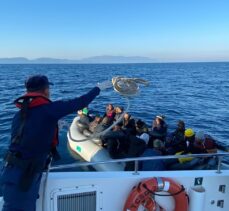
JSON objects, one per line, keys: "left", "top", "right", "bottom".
{"left": 1, "top": 168, "right": 229, "bottom": 210}
{"left": 67, "top": 117, "right": 124, "bottom": 171}
{"left": 35, "top": 169, "right": 229, "bottom": 211}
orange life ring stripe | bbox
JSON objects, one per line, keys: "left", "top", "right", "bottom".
{"left": 123, "top": 177, "right": 188, "bottom": 211}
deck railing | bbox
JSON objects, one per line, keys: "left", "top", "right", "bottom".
{"left": 50, "top": 152, "right": 229, "bottom": 174}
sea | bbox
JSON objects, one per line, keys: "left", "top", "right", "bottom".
{"left": 0, "top": 62, "right": 229, "bottom": 166}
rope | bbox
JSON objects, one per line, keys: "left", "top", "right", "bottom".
{"left": 112, "top": 76, "right": 149, "bottom": 96}
{"left": 142, "top": 183, "right": 185, "bottom": 197}
{"left": 69, "top": 76, "right": 149, "bottom": 142}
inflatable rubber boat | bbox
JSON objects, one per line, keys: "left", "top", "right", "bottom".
{"left": 67, "top": 116, "right": 124, "bottom": 171}
{"left": 67, "top": 117, "right": 227, "bottom": 171}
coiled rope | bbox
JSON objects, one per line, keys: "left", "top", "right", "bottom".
{"left": 112, "top": 76, "right": 149, "bottom": 96}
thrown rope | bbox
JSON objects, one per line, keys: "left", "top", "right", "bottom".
{"left": 69, "top": 76, "right": 149, "bottom": 142}
{"left": 112, "top": 76, "right": 149, "bottom": 96}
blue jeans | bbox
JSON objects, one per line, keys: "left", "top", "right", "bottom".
{"left": 0, "top": 165, "right": 42, "bottom": 211}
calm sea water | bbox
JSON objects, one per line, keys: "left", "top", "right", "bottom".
{"left": 0, "top": 63, "right": 229, "bottom": 165}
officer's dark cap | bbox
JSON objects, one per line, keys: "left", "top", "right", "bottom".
{"left": 25, "top": 75, "right": 53, "bottom": 92}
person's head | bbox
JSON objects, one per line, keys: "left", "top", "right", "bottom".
{"left": 195, "top": 131, "right": 205, "bottom": 144}
{"left": 77, "top": 110, "right": 83, "bottom": 116}
{"left": 177, "top": 120, "right": 185, "bottom": 131}
{"left": 107, "top": 104, "right": 114, "bottom": 111}
{"left": 136, "top": 119, "right": 148, "bottom": 133}
{"left": 95, "top": 116, "right": 102, "bottom": 123}
{"left": 82, "top": 108, "right": 89, "bottom": 116}
{"left": 124, "top": 113, "right": 131, "bottom": 121}
{"left": 184, "top": 128, "right": 195, "bottom": 142}
{"left": 115, "top": 106, "right": 124, "bottom": 114}
{"left": 136, "top": 119, "right": 144, "bottom": 129}
{"left": 25, "top": 75, "right": 53, "bottom": 98}
{"left": 155, "top": 115, "right": 165, "bottom": 126}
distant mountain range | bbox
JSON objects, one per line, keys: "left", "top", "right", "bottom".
{"left": 0, "top": 56, "right": 156, "bottom": 64}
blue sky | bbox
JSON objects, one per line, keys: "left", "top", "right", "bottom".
{"left": 0, "top": 0, "right": 229, "bottom": 61}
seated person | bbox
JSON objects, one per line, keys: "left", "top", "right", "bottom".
{"left": 122, "top": 113, "right": 136, "bottom": 135}
{"left": 103, "top": 103, "right": 115, "bottom": 123}
{"left": 167, "top": 131, "right": 217, "bottom": 170}
{"left": 194, "top": 131, "right": 217, "bottom": 153}
{"left": 94, "top": 116, "right": 112, "bottom": 133}
{"left": 165, "top": 133, "right": 195, "bottom": 169}
{"left": 136, "top": 119, "right": 148, "bottom": 135}
{"left": 185, "top": 128, "right": 205, "bottom": 154}
{"left": 139, "top": 139, "right": 166, "bottom": 171}
{"left": 89, "top": 115, "right": 102, "bottom": 133}
{"left": 101, "top": 123, "right": 128, "bottom": 159}
{"left": 114, "top": 106, "right": 124, "bottom": 122}
{"left": 166, "top": 120, "right": 187, "bottom": 154}
{"left": 135, "top": 119, "right": 150, "bottom": 145}
{"left": 148, "top": 115, "right": 167, "bottom": 147}
{"left": 185, "top": 128, "right": 195, "bottom": 139}
{"left": 76, "top": 108, "right": 90, "bottom": 133}
{"left": 173, "top": 120, "right": 185, "bottom": 143}
{"left": 78, "top": 108, "right": 90, "bottom": 126}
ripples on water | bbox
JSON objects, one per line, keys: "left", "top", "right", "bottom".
{"left": 0, "top": 63, "right": 229, "bottom": 164}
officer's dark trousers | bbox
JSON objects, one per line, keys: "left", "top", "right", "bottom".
{"left": 0, "top": 165, "right": 42, "bottom": 211}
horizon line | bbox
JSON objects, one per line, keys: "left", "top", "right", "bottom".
{"left": 0, "top": 56, "right": 229, "bottom": 64}
{"left": 1, "top": 61, "right": 229, "bottom": 65}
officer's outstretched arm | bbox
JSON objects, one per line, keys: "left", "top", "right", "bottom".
{"left": 47, "top": 87, "right": 100, "bottom": 120}
{"left": 46, "top": 80, "right": 113, "bottom": 120}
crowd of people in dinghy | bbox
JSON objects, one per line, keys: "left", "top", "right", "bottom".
{"left": 76, "top": 103, "right": 218, "bottom": 171}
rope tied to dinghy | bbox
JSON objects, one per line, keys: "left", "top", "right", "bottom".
{"left": 69, "top": 76, "right": 149, "bottom": 142}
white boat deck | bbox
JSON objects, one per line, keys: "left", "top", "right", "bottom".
{"left": 1, "top": 153, "right": 229, "bottom": 211}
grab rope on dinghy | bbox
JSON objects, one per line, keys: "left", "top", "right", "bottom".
{"left": 69, "top": 76, "right": 149, "bottom": 142}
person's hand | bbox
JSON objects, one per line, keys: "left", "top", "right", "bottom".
{"left": 97, "top": 80, "right": 113, "bottom": 90}
{"left": 152, "top": 120, "right": 156, "bottom": 128}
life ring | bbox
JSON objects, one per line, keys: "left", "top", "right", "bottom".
{"left": 123, "top": 177, "right": 188, "bottom": 211}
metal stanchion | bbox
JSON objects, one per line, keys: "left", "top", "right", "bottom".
{"left": 216, "top": 156, "right": 222, "bottom": 174}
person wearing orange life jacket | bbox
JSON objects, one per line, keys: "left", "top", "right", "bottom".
{"left": 0, "top": 75, "right": 112, "bottom": 211}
